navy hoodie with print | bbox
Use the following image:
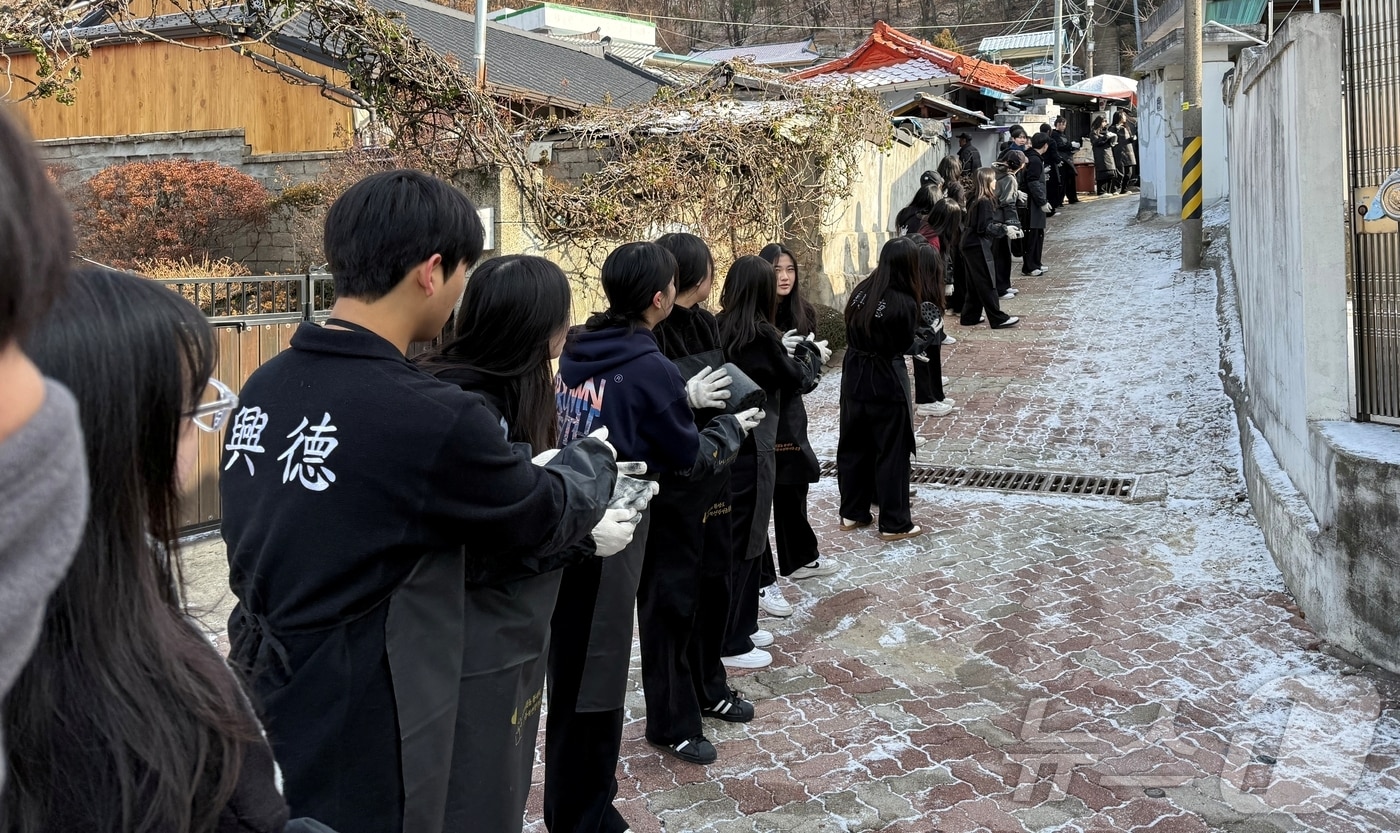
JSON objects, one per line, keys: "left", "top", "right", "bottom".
{"left": 556, "top": 325, "right": 700, "bottom": 475}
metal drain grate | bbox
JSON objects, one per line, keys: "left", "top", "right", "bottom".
{"left": 816, "top": 461, "right": 1135, "bottom": 500}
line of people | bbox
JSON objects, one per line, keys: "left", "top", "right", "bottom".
{"left": 0, "top": 104, "right": 865, "bottom": 833}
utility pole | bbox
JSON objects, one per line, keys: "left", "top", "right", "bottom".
{"left": 1182, "top": 0, "right": 1204, "bottom": 269}
{"left": 1133, "top": 0, "right": 1143, "bottom": 53}
{"left": 1085, "top": 0, "right": 1096, "bottom": 77}
{"left": 1054, "top": 0, "right": 1064, "bottom": 85}
{"left": 474, "top": 0, "right": 488, "bottom": 87}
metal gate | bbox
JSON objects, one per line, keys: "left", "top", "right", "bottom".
{"left": 1345, "top": 0, "right": 1400, "bottom": 423}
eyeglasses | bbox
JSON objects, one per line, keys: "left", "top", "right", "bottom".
{"left": 189, "top": 377, "right": 239, "bottom": 433}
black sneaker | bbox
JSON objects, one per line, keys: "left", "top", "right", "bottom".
{"left": 653, "top": 734, "right": 717, "bottom": 764}
{"left": 702, "top": 689, "right": 755, "bottom": 723}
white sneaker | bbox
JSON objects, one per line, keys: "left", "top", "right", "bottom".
{"left": 942, "top": 376, "right": 950, "bottom": 385}
{"left": 916, "top": 401, "right": 954, "bottom": 417}
{"left": 758, "top": 586, "right": 794, "bottom": 617}
{"left": 941, "top": 334, "right": 957, "bottom": 345}
{"left": 750, "top": 628, "right": 774, "bottom": 647}
{"left": 790, "top": 560, "right": 840, "bottom": 579}
{"left": 722, "top": 648, "right": 773, "bottom": 669}
{"left": 1030, "top": 268, "right": 1045, "bottom": 276}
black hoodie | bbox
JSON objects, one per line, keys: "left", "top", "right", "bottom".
{"left": 556, "top": 325, "right": 699, "bottom": 474}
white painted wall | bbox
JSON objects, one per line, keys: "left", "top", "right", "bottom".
{"left": 496, "top": 5, "right": 656, "bottom": 45}
{"left": 1137, "top": 50, "right": 1231, "bottom": 216}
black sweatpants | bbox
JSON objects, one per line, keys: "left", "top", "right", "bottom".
{"left": 722, "top": 554, "right": 761, "bottom": 656}
{"left": 1021, "top": 228, "right": 1045, "bottom": 274}
{"left": 771, "top": 483, "right": 819, "bottom": 576}
{"left": 1097, "top": 171, "right": 1123, "bottom": 195}
{"left": 1060, "top": 161, "right": 1080, "bottom": 204}
{"left": 959, "top": 244, "right": 1012, "bottom": 328}
{"left": 993, "top": 236, "right": 1013, "bottom": 294}
{"left": 638, "top": 487, "right": 733, "bottom": 744}
{"left": 1047, "top": 163, "right": 1063, "bottom": 207}
{"left": 912, "top": 340, "right": 945, "bottom": 404}
{"left": 836, "top": 398, "right": 914, "bottom": 534}
{"left": 543, "top": 557, "right": 628, "bottom": 833}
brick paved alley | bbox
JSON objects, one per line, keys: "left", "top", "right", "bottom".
{"left": 518, "top": 197, "right": 1400, "bottom": 833}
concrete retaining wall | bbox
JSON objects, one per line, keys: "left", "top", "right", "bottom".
{"left": 1220, "top": 13, "right": 1400, "bottom": 673}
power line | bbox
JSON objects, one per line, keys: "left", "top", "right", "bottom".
{"left": 557, "top": 5, "right": 1071, "bottom": 33}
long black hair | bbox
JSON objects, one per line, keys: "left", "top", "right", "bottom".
{"left": 925, "top": 197, "right": 964, "bottom": 251}
{"left": 758, "top": 243, "right": 815, "bottom": 335}
{"left": 717, "top": 254, "right": 779, "bottom": 356}
{"left": 937, "top": 155, "right": 967, "bottom": 205}
{"left": 654, "top": 232, "right": 713, "bottom": 297}
{"left": 585, "top": 242, "right": 676, "bottom": 332}
{"left": 845, "top": 236, "right": 921, "bottom": 341}
{"left": 9, "top": 267, "right": 261, "bottom": 833}
{"left": 910, "top": 234, "right": 946, "bottom": 311}
{"left": 421, "top": 255, "right": 571, "bottom": 452}
{"left": 894, "top": 184, "right": 941, "bottom": 235}
{"left": 0, "top": 108, "right": 73, "bottom": 345}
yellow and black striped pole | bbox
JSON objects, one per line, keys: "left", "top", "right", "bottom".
{"left": 1182, "top": 0, "right": 1203, "bottom": 269}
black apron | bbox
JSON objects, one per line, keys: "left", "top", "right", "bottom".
{"left": 577, "top": 511, "right": 652, "bottom": 711}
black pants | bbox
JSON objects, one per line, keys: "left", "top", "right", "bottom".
{"left": 721, "top": 554, "right": 761, "bottom": 656}
{"left": 912, "top": 339, "right": 945, "bottom": 404}
{"left": 959, "top": 244, "right": 1011, "bottom": 327}
{"left": 993, "top": 236, "right": 1013, "bottom": 294}
{"left": 771, "top": 483, "right": 819, "bottom": 576}
{"left": 1097, "top": 171, "right": 1123, "bottom": 194}
{"left": 1060, "top": 162, "right": 1079, "bottom": 204}
{"left": 544, "top": 557, "right": 628, "bottom": 833}
{"left": 1047, "top": 163, "right": 1063, "bottom": 207}
{"left": 1119, "top": 165, "right": 1137, "bottom": 191}
{"left": 947, "top": 249, "right": 966, "bottom": 314}
{"left": 1021, "top": 228, "right": 1045, "bottom": 273}
{"left": 637, "top": 486, "right": 732, "bottom": 745}
{"left": 837, "top": 398, "right": 914, "bottom": 534}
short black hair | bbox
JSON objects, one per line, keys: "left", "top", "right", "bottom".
{"left": 0, "top": 108, "right": 74, "bottom": 344}
{"left": 1054, "top": 115, "right": 1067, "bottom": 126}
{"left": 586, "top": 242, "right": 677, "bottom": 331}
{"left": 654, "top": 232, "right": 713, "bottom": 294}
{"left": 1031, "top": 133, "right": 1050, "bottom": 149}
{"left": 323, "top": 169, "right": 484, "bottom": 301}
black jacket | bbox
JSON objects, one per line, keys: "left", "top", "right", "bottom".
{"left": 221, "top": 322, "right": 615, "bottom": 833}
{"left": 958, "top": 143, "right": 982, "bottom": 175}
{"left": 961, "top": 197, "right": 1010, "bottom": 248}
{"left": 1112, "top": 123, "right": 1137, "bottom": 168}
{"left": 1092, "top": 130, "right": 1119, "bottom": 174}
{"left": 1039, "top": 131, "right": 1061, "bottom": 167}
{"left": 841, "top": 279, "right": 919, "bottom": 404}
{"left": 1051, "top": 129, "right": 1078, "bottom": 162}
{"left": 773, "top": 302, "right": 821, "bottom": 484}
{"left": 1021, "top": 152, "right": 1049, "bottom": 230}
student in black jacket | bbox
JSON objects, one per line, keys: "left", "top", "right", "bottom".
{"left": 417, "top": 256, "right": 645, "bottom": 833}
{"left": 717, "top": 256, "right": 823, "bottom": 670}
{"left": 1022, "top": 134, "right": 1053, "bottom": 276}
{"left": 960, "top": 168, "right": 1022, "bottom": 330}
{"left": 837, "top": 237, "right": 926, "bottom": 541}
{"left": 1050, "top": 116, "right": 1082, "bottom": 206}
{"left": 754, "top": 244, "right": 838, "bottom": 618}
{"left": 639, "top": 232, "right": 753, "bottom": 767}
{"left": 1091, "top": 116, "right": 1122, "bottom": 195}
{"left": 551, "top": 242, "right": 762, "bottom": 831}
{"left": 220, "top": 171, "right": 619, "bottom": 833}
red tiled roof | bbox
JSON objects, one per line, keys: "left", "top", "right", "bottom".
{"left": 788, "top": 20, "right": 1031, "bottom": 94}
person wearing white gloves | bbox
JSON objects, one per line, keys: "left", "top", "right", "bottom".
{"left": 958, "top": 167, "right": 1021, "bottom": 330}
{"left": 1021, "top": 133, "right": 1054, "bottom": 277}
{"left": 419, "top": 255, "right": 641, "bottom": 833}
{"left": 550, "top": 242, "right": 760, "bottom": 829}
{"left": 716, "top": 255, "right": 823, "bottom": 672}
{"left": 637, "top": 232, "right": 763, "bottom": 767}
{"left": 754, "top": 243, "right": 840, "bottom": 621}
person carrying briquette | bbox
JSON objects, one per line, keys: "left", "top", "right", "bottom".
{"left": 548, "top": 241, "right": 763, "bottom": 830}
{"left": 1050, "top": 115, "right": 1082, "bottom": 207}
{"left": 752, "top": 243, "right": 839, "bottom": 621}
{"left": 1038, "top": 122, "right": 1063, "bottom": 209}
{"left": 992, "top": 154, "right": 1025, "bottom": 300}
{"left": 637, "top": 232, "right": 755, "bottom": 767}
{"left": 959, "top": 167, "right": 1022, "bottom": 330}
{"left": 1111, "top": 111, "right": 1138, "bottom": 193}
{"left": 908, "top": 235, "right": 955, "bottom": 419}
{"left": 417, "top": 255, "right": 655, "bottom": 833}
{"left": 717, "top": 256, "right": 824, "bottom": 672}
{"left": 1021, "top": 134, "right": 1053, "bottom": 277}
{"left": 220, "top": 170, "right": 626, "bottom": 833}
{"left": 836, "top": 237, "right": 927, "bottom": 542}
{"left": 1091, "top": 115, "right": 1122, "bottom": 195}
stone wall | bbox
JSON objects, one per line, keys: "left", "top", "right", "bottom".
{"left": 35, "top": 129, "right": 336, "bottom": 274}
{"left": 1220, "top": 13, "right": 1400, "bottom": 673}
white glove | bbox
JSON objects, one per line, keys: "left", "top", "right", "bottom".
{"left": 586, "top": 426, "right": 617, "bottom": 460}
{"left": 1041, "top": 204, "right": 1053, "bottom": 214}
{"left": 1071, "top": 141, "right": 1081, "bottom": 149}
{"left": 591, "top": 507, "right": 640, "bottom": 556}
{"left": 609, "top": 473, "right": 660, "bottom": 511}
{"left": 734, "top": 407, "right": 764, "bottom": 435}
{"left": 1015, "top": 190, "right": 1028, "bottom": 204}
{"left": 1005, "top": 226, "right": 1025, "bottom": 240}
{"left": 685, "top": 365, "right": 732, "bottom": 409}
{"left": 530, "top": 448, "right": 560, "bottom": 466}
{"left": 805, "top": 333, "right": 832, "bottom": 364}
{"left": 781, "top": 329, "right": 802, "bottom": 357}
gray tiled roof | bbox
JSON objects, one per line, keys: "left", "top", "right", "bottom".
{"left": 362, "top": 0, "right": 664, "bottom": 108}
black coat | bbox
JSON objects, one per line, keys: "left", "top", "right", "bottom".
{"left": 773, "top": 301, "right": 821, "bottom": 485}
{"left": 1112, "top": 124, "right": 1137, "bottom": 168}
{"left": 1039, "top": 131, "right": 1061, "bottom": 167}
{"left": 1021, "top": 152, "right": 1050, "bottom": 230}
{"left": 1051, "top": 129, "right": 1078, "bottom": 162}
{"left": 958, "top": 143, "right": 982, "bottom": 175}
{"left": 222, "top": 323, "right": 615, "bottom": 833}
{"left": 1092, "top": 130, "right": 1120, "bottom": 175}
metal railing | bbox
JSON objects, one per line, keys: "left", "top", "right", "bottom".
{"left": 157, "top": 272, "right": 336, "bottom": 325}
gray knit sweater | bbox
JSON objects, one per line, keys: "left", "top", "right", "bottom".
{"left": 0, "top": 379, "right": 88, "bottom": 793}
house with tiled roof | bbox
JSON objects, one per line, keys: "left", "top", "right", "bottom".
{"left": 688, "top": 39, "right": 822, "bottom": 70}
